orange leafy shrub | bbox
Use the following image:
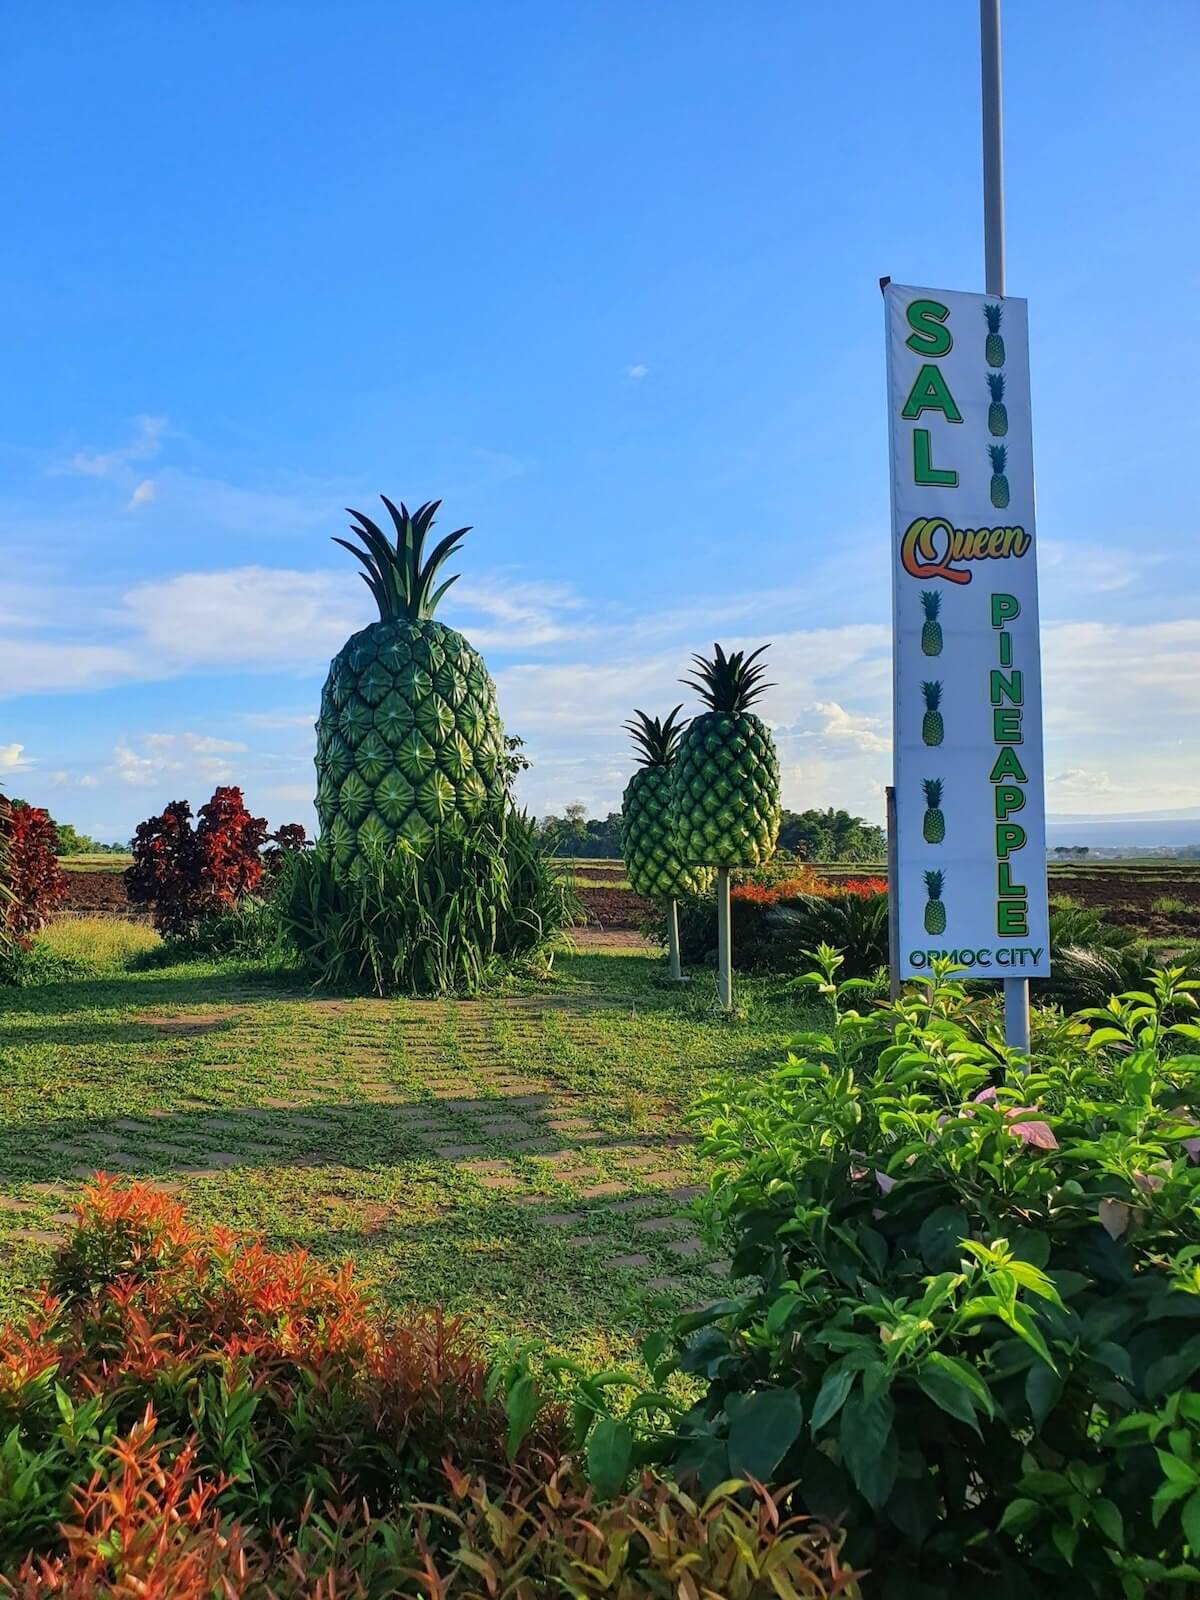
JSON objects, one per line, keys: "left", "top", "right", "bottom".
{"left": 730, "top": 871, "right": 886, "bottom": 908}
{"left": 0, "top": 1180, "right": 857, "bottom": 1597}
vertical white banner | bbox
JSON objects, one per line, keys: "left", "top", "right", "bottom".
{"left": 885, "top": 283, "right": 1049, "bottom": 979}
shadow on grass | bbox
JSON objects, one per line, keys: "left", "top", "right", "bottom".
{"left": 0, "top": 1091, "right": 705, "bottom": 1189}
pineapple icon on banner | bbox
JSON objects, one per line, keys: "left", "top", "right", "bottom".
{"left": 984, "top": 302, "right": 1010, "bottom": 506}
{"left": 920, "top": 591, "right": 942, "bottom": 656}
{"left": 923, "top": 870, "right": 946, "bottom": 934}
{"left": 922, "top": 779, "right": 945, "bottom": 844}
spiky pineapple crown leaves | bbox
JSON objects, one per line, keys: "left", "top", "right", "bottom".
{"left": 921, "top": 680, "right": 942, "bottom": 710}
{"left": 624, "top": 706, "right": 687, "bottom": 769}
{"left": 920, "top": 591, "right": 940, "bottom": 621}
{"left": 334, "top": 497, "right": 470, "bottom": 623}
{"left": 924, "top": 868, "right": 944, "bottom": 897}
{"left": 681, "top": 643, "right": 774, "bottom": 714}
{"left": 987, "top": 372, "right": 1006, "bottom": 401}
{"left": 984, "top": 302, "right": 1003, "bottom": 333}
{"left": 922, "top": 778, "right": 943, "bottom": 806}
{"left": 988, "top": 445, "right": 1008, "bottom": 473}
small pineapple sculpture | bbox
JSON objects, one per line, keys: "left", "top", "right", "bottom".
{"left": 920, "top": 590, "right": 943, "bottom": 656}
{"left": 921, "top": 681, "right": 944, "bottom": 747}
{"left": 622, "top": 708, "right": 713, "bottom": 901}
{"left": 986, "top": 372, "right": 1008, "bottom": 436}
{"left": 923, "top": 869, "right": 946, "bottom": 934}
{"left": 922, "top": 778, "right": 945, "bottom": 844}
{"left": 984, "top": 302, "right": 1005, "bottom": 367}
{"left": 989, "top": 445, "right": 1010, "bottom": 509}
{"left": 315, "top": 498, "right": 507, "bottom": 868}
{"left": 674, "top": 644, "right": 780, "bottom": 868}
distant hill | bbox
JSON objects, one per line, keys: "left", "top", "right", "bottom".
{"left": 1047, "top": 812, "right": 1200, "bottom": 852}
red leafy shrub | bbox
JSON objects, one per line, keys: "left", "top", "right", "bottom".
{"left": 263, "top": 820, "right": 309, "bottom": 877}
{"left": 0, "top": 798, "right": 67, "bottom": 944}
{"left": 838, "top": 876, "right": 888, "bottom": 897}
{"left": 125, "top": 786, "right": 268, "bottom": 936}
{"left": 0, "top": 1181, "right": 854, "bottom": 1596}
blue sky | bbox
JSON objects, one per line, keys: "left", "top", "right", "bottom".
{"left": 3, "top": 1, "right": 1198, "bottom": 841}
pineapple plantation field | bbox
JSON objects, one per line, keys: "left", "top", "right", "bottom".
{"left": 54, "top": 853, "right": 1200, "bottom": 941}
{"left": 0, "top": 918, "right": 807, "bottom": 1365}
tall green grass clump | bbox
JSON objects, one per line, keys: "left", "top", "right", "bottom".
{"left": 276, "top": 808, "right": 578, "bottom": 995}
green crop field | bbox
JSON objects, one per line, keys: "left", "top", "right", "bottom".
{"left": 0, "top": 918, "right": 807, "bottom": 1365}
{"left": 57, "top": 853, "right": 132, "bottom": 873}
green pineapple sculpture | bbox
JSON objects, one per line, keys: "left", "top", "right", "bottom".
{"left": 921, "top": 681, "right": 944, "bottom": 747}
{"left": 314, "top": 498, "right": 507, "bottom": 867}
{"left": 924, "top": 869, "right": 946, "bottom": 934}
{"left": 622, "top": 709, "right": 713, "bottom": 901}
{"left": 986, "top": 372, "right": 1008, "bottom": 436}
{"left": 920, "top": 591, "right": 942, "bottom": 656}
{"left": 674, "top": 644, "right": 780, "bottom": 868}
{"left": 922, "top": 779, "right": 945, "bottom": 844}
{"left": 989, "top": 445, "right": 1010, "bottom": 509}
{"left": 984, "top": 302, "right": 1005, "bottom": 367}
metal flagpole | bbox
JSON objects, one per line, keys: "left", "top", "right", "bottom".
{"left": 885, "top": 786, "right": 900, "bottom": 999}
{"left": 666, "top": 898, "right": 683, "bottom": 983}
{"left": 981, "top": 0, "right": 1030, "bottom": 1055}
{"left": 716, "top": 867, "right": 732, "bottom": 1010}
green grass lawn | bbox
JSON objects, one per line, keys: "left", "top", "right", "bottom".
{"left": 0, "top": 924, "right": 806, "bottom": 1366}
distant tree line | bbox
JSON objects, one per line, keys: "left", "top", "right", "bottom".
{"left": 532, "top": 803, "right": 884, "bottom": 862}
{"left": 778, "top": 808, "right": 885, "bottom": 862}
{"left": 534, "top": 804, "right": 623, "bottom": 858}
{"left": 3, "top": 801, "right": 127, "bottom": 856}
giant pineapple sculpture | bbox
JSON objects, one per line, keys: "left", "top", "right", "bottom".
{"left": 673, "top": 644, "right": 780, "bottom": 868}
{"left": 622, "top": 708, "right": 713, "bottom": 901}
{"left": 315, "top": 498, "right": 507, "bottom": 866}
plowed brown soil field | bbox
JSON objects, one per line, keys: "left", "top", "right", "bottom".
{"left": 55, "top": 862, "right": 1200, "bottom": 941}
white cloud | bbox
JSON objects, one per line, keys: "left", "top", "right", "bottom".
{"left": 68, "top": 415, "right": 166, "bottom": 481}
{"left": 46, "top": 768, "right": 100, "bottom": 790}
{"left": 119, "top": 568, "right": 356, "bottom": 669}
{"left": 803, "top": 700, "right": 891, "bottom": 753}
{"left": 1048, "top": 768, "right": 1115, "bottom": 797}
{"left": 1039, "top": 538, "right": 1148, "bottom": 599}
{"left": 626, "top": 363, "right": 648, "bottom": 380}
{"left": 142, "top": 732, "right": 246, "bottom": 754}
{"left": 112, "top": 732, "right": 247, "bottom": 787}
{"left": 0, "top": 742, "right": 31, "bottom": 771}
{"left": 128, "top": 479, "right": 156, "bottom": 509}
{"left": 452, "top": 577, "right": 589, "bottom": 649}
{"left": 239, "top": 711, "right": 316, "bottom": 730}
{"left": 0, "top": 636, "right": 145, "bottom": 696}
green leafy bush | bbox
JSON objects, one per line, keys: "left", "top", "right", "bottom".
{"left": 276, "top": 807, "right": 579, "bottom": 995}
{"left": 1036, "top": 905, "right": 1200, "bottom": 1012}
{"left": 577, "top": 951, "right": 1200, "bottom": 1596}
{"left": 670, "top": 884, "right": 888, "bottom": 977}
{"left": 0, "top": 941, "right": 94, "bottom": 988}
{"left": 160, "top": 896, "right": 284, "bottom": 962}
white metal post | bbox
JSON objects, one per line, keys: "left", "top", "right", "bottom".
{"left": 885, "top": 785, "right": 901, "bottom": 1000}
{"left": 981, "top": 0, "right": 1030, "bottom": 1056}
{"left": 667, "top": 898, "right": 683, "bottom": 982}
{"left": 716, "top": 868, "right": 732, "bottom": 1010}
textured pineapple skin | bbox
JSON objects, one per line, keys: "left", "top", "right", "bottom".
{"left": 988, "top": 403, "right": 1008, "bottom": 437}
{"left": 622, "top": 767, "right": 713, "bottom": 900}
{"left": 672, "top": 711, "right": 780, "bottom": 868}
{"left": 990, "top": 476, "right": 1010, "bottom": 509}
{"left": 923, "top": 810, "right": 945, "bottom": 844}
{"left": 314, "top": 618, "right": 506, "bottom": 865}
{"left": 924, "top": 900, "right": 946, "bottom": 935}
{"left": 920, "top": 621, "right": 942, "bottom": 656}
{"left": 985, "top": 333, "right": 1005, "bottom": 368}
{"left": 922, "top": 712, "right": 944, "bottom": 747}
